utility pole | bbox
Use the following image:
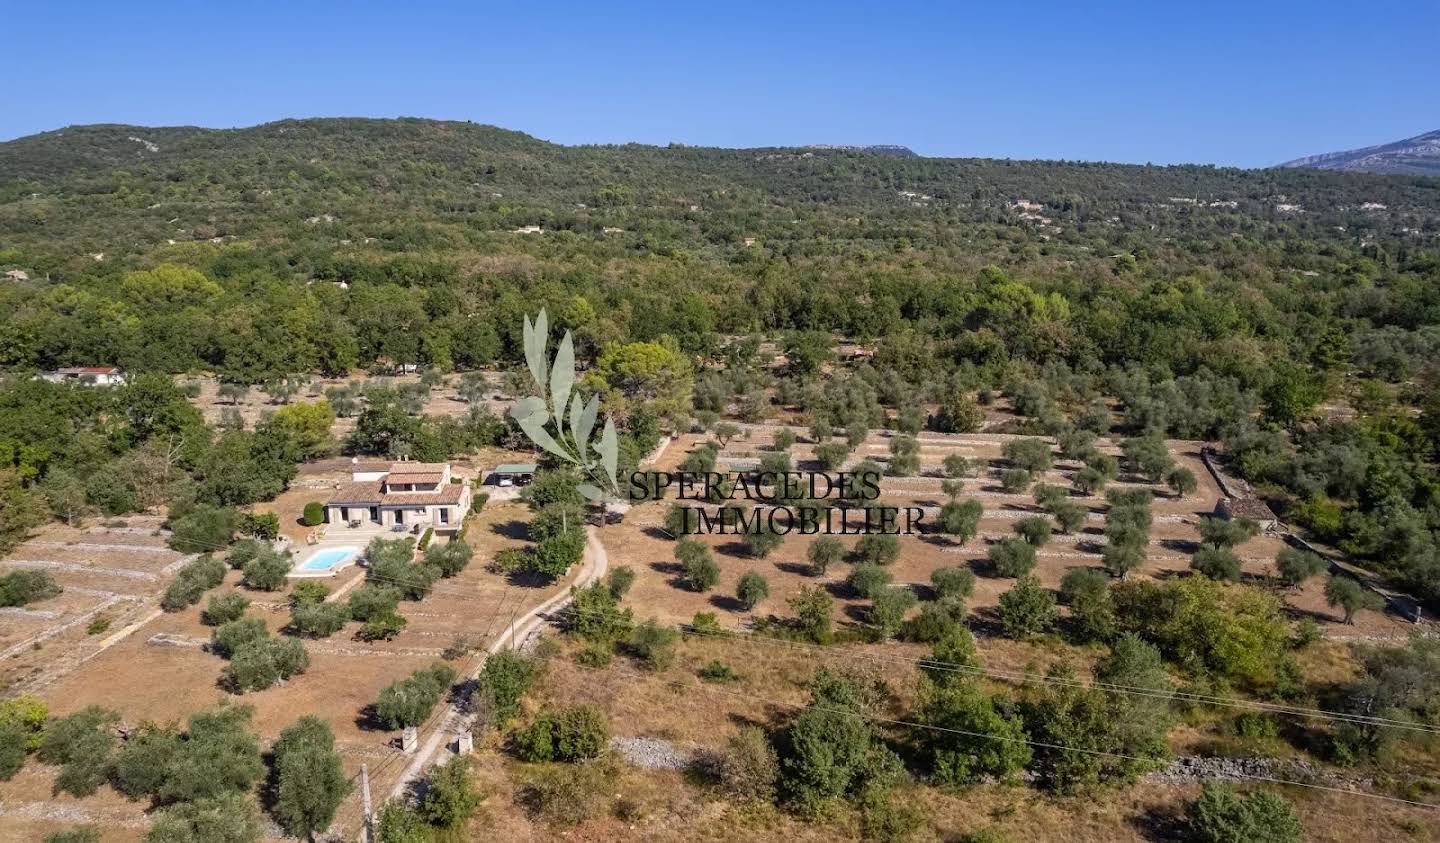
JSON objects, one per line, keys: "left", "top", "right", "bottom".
{"left": 360, "top": 763, "right": 373, "bottom": 843}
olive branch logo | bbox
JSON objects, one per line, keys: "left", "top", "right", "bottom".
{"left": 509, "top": 309, "right": 622, "bottom": 503}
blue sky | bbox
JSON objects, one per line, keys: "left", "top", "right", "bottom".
{"left": 4, "top": 1, "right": 1437, "bottom": 166}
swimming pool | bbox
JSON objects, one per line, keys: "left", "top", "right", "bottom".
{"left": 293, "top": 545, "right": 361, "bottom": 577}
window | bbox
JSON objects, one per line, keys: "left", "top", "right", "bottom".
{"left": 439, "top": 508, "right": 449, "bottom": 524}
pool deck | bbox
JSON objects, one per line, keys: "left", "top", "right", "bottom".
{"left": 288, "top": 520, "right": 422, "bottom": 578}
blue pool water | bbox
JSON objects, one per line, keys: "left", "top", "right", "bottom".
{"left": 299, "top": 546, "right": 360, "bottom": 572}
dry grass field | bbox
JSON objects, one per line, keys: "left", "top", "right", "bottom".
{"left": 0, "top": 485, "right": 580, "bottom": 841}
{"left": 615, "top": 428, "right": 1418, "bottom": 640}
{"left": 460, "top": 634, "right": 1440, "bottom": 843}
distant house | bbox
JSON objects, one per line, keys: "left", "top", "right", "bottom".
{"left": 491, "top": 462, "right": 537, "bottom": 487}
{"left": 325, "top": 461, "right": 472, "bottom": 533}
{"left": 512, "top": 225, "right": 543, "bottom": 234}
{"left": 1216, "top": 497, "right": 1277, "bottom": 532}
{"left": 42, "top": 366, "right": 126, "bottom": 387}
{"left": 4, "top": 269, "right": 29, "bottom": 283}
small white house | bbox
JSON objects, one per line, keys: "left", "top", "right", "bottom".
{"left": 42, "top": 366, "right": 126, "bottom": 387}
{"left": 326, "top": 461, "right": 472, "bottom": 533}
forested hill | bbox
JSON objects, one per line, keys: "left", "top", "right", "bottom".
{"left": 3, "top": 116, "right": 1439, "bottom": 272}
{"left": 0, "top": 115, "right": 1438, "bottom": 385}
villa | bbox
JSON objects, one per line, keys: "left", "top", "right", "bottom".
{"left": 41, "top": 366, "right": 126, "bottom": 386}
{"left": 325, "top": 460, "right": 472, "bottom": 533}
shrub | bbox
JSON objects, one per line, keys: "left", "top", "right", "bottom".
{"left": 301, "top": 501, "right": 325, "bottom": 527}
{"left": 736, "top": 570, "right": 770, "bottom": 610}
{"left": 1189, "top": 784, "right": 1301, "bottom": 843}
{"left": 605, "top": 565, "right": 636, "bottom": 599}
{"left": 676, "top": 538, "right": 720, "bottom": 591}
{"left": 937, "top": 499, "right": 983, "bottom": 543}
{"left": 419, "top": 756, "right": 482, "bottom": 829}
{"left": 787, "top": 585, "right": 834, "bottom": 644}
{"left": 530, "top": 531, "right": 586, "bottom": 581}
{"left": 375, "top": 663, "right": 455, "bottom": 730}
{"left": 38, "top": 706, "right": 120, "bottom": 797}
{"left": 1275, "top": 547, "right": 1327, "bottom": 587}
{"left": 1059, "top": 568, "right": 1115, "bottom": 642}
{"left": 699, "top": 660, "right": 741, "bottom": 682}
{"left": 1112, "top": 577, "right": 1293, "bottom": 690}
{"left": 997, "top": 576, "right": 1056, "bottom": 638}
{"left": 224, "top": 539, "right": 263, "bottom": 570}
{"left": 241, "top": 550, "right": 291, "bottom": 591}
{"left": 145, "top": 793, "right": 262, "bottom": 843}
{"left": 211, "top": 617, "right": 268, "bottom": 658}
{"left": 347, "top": 583, "right": 402, "bottom": 621}
{"left": 160, "top": 554, "right": 226, "bottom": 612}
{"left": 1192, "top": 546, "right": 1242, "bottom": 581}
{"left": 477, "top": 651, "right": 538, "bottom": 727}
{"left": 870, "top": 587, "right": 918, "bottom": 639}
{"left": 714, "top": 726, "right": 779, "bottom": 802}
{"left": 815, "top": 442, "right": 852, "bottom": 471}
{"left": 85, "top": 616, "right": 110, "bottom": 635}
{"left": 854, "top": 533, "right": 900, "bottom": 566}
{"left": 849, "top": 564, "right": 892, "bottom": 599}
{"left": 0, "top": 720, "right": 28, "bottom": 781}
{"left": 988, "top": 537, "right": 1037, "bottom": 578}
{"left": 628, "top": 619, "right": 680, "bottom": 671}
{"left": 271, "top": 717, "right": 351, "bottom": 839}
{"left": 202, "top": 592, "right": 251, "bottom": 626}
{"left": 919, "top": 680, "right": 1031, "bottom": 785}
{"left": 689, "top": 611, "right": 724, "bottom": 636}
{"left": 563, "top": 582, "right": 633, "bottom": 644}
{"left": 290, "top": 601, "right": 351, "bottom": 638}
{"left": 168, "top": 505, "right": 239, "bottom": 553}
{"left": 422, "top": 540, "right": 473, "bottom": 577}
{"left": 1014, "top": 516, "right": 1053, "bottom": 546}
{"left": 0, "top": 694, "right": 49, "bottom": 754}
{"left": 356, "top": 611, "right": 407, "bottom": 641}
{"left": 1004, "top": 438, "right": 1054, "bottom": 474}
{"left": 999, "top": 468, "right": 1032, "bottom": 494}
{"left": 931, "top": 566, "right": 976, "bottom": 601}
{"left": 288, "top": 580, "right": 330, "bottom": 607}
{"left": 0, "top": 570, "right": 61, "bottom": 607}
{"left": 224, "top": 637, "right": 309, "bottom": 692}
{"left": 807, "top": 536, "right": 845, "bottom": 575}
{"left": 1052, "top": 501, "right": 1087, "bottom": 533}
{"left": 111, "top": 723, "right": 181, "bottom": 798}
{"left": 520, "top": 761, "right": 611, "bottom": 826}
{"left": 905, "top": 599, "right": 966, "bottom": 643}
{"left": 515, "top": 706, "right": 609, "bottom": 762}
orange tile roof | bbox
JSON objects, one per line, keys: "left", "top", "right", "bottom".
{"left": 328, "top": 481, "right": 384, "bottom": 504}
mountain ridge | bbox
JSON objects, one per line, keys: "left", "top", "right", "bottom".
{"left": 1278, "top": 129, "right": 1440, "bottom": 177}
